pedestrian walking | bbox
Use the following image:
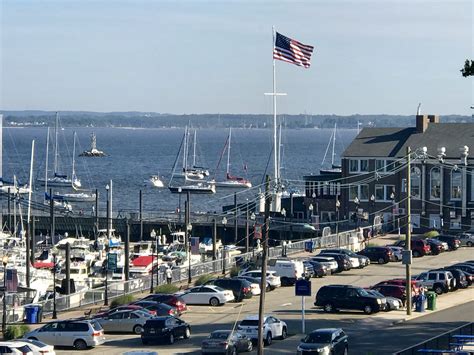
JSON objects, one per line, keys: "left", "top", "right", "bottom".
{"left": 166, "top": 267, "right": 173, "bottom": 284}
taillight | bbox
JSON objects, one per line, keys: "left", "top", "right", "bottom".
{"left": 93, "top": 331, "right": 102, "bottom": 337}
{"left": 220, "top": 341, "right": 229, "bottom": 346}
{"left": 168, "top": 309, "right": 174, "bottom": 315}
{"left": 243, "top": 287, "right": 250, "bottom": 293}
{"left": 175, "top": 301, "right": 182, "bottom": 306}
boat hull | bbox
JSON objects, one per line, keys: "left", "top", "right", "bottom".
{"left": 169, "top": 185, "right": 216, "bottom": 194}
{"left": 210, "top": 180, "right": 251, "bottom": 188}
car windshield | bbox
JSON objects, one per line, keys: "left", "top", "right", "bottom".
{"left": 240, "top": 319, "right": 258, "bottom": 327}
{"left": 213, "top": 286, "right": 226, "bottom": 292}
{"left": 91, "top": 321, "right": 103, "bottom": 331}
{"left": 210, "top": 331, "right": 231, "bottom": 339}
{"left": 146, "top": 319, "right": 167, "bottom": 327}
{"left": 370, "top": 290, "right": 384, "bottom": 297}
{"left": 358, "top": 289, "right": 370, "bottom": 297}
{"left": 304, "top": 332, "right": 332, "bottom": 343}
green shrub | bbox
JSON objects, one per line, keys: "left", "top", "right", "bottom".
{"left": 424, "top": 230, "right": 439, "bottom": 238}
{"left": 195, "top": 274, "right": 214, "bottom": 286}
{"left": 365, "top": 242, "right": 379, "bottom": 248}
{"left": 154, "top": 284, "right": 179, "bottom": 294}
{"left": 229, "top": 266, "right": 240, "bottom": 278}
{"left": 110, "top": 294, "right": 134, "bottom": 308}
{"left": 4, "top": 325, "right": 30, "bottom": 340}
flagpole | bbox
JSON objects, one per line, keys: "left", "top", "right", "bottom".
{"left": 272, "top": 26, "right": 278, "bottom": 187}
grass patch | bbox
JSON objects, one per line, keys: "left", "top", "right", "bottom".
{"left": 4, "top": 325, "right": 30, "bottom": 340}
{"left": 195, "top": 274, "right": 214, "bottom": 286}
{"left": 110, "top": 294, "right": 134, "bottom": 308}
{"left": 154, "top": 284, "right": 179, "bottom": 294}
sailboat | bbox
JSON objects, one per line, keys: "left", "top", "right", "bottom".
{"left": 319, "top": 123, "right": 342, "bottom": 174}
{"left": 38, "top": 112, "right": 81, "bottom": 188}
{"left": 210, "top": 128, "right": 251, "bottom": 188}
{"left": 168, "top": 129, "right": 216, "bottom": 194}
{"left": 45, "top": 132, "right": 96, "bottom": 202}
{"left": 174, "top": 127, "right": 209, "bottom": 180}
{"left": 0, "top": 115, "right": 30, "bottom": 194}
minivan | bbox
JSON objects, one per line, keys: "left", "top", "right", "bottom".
{"left": 314, "top": 285, "right": 383, "bottom": 314}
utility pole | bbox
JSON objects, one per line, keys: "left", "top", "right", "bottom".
{"left": 405, "top": 146, "right": 412, "bottom": 316}
{"left": 7, "top": 188, "right": 11, "bottom": 232}
{"left": 139, "top": 189, "right": 143, "bottom": 242}
{"left": 245, "top": 202, "right": 249, "bottom": 253}
{"left": 234, "top": 192, "right": 238, "bottom": 244}
{"left": 212, "top": 219, "right": 217, "bottom": 260}
{"left": 257, "top": 176, "right": 271, "bottom": 355}
{"left": 125, "top": 220, "right": 130, "bottom": 282}
{"left": 95, "top": 189, "right": 99, "bottom": 239}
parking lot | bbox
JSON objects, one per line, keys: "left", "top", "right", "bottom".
{"left": 51, "top": 243, "right": 474, "bottom": 355}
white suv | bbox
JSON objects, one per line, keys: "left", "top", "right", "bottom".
{"left": 238, "top": 270, "right": 281, "bottom": 289}
{"left": 237, "top": 315, "right": 287, "bottom": 346}
{"left": 415, "top": 270, "right": 455, "bottom": 294}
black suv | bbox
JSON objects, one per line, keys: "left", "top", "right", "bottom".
{"left": 141, "top": 316, "right": 190, "bottom": 345}
{"left": 314, "top": 285, "right": 383, "bottom": 314}
{"left": 204, "top": 278, "right": 253, "bottom": 302}
{"left": 437, "top": 235, "right": 461, "bottom": 250}
{"left": 357, "top": 246, "right": 392, "bottom": 264}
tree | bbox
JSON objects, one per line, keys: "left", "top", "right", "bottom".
{"left": 461, "top": 59, "right": 474, "bottom": 77}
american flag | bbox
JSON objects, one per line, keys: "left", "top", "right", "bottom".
{"left": 273, "top": 32, "right": 314, "bottom": 68}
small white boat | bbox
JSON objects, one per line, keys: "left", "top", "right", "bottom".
{"left": 169, "top": 183, "right": 216, "bottom": 194}
{"left": 148, "top": 175, "right": 164, "bottom": 188}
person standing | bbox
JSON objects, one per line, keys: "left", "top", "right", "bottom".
{"left": 165, "top": 267, "right": 173, "bottom": 284}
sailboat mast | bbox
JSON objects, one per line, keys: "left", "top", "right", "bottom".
{"left": 27, "top": 140, "right": 35, "bottom": 223}
{"left": 226, "top": 128, "right": 232, "bottom": 175}
{"left": 331, "top": 123, "right": 337, "bottom": 166}
{"left": 44, "top": 128, "right": 50, "bottom": 195}
{"left": 193, "top": 130, "right": 197, "bottom": 167}
{"left": 72, "top": 132, "right": 77, "bottom": 181}
{"left": 53, "top": 112, "right": 59, "bottom": 176}
{"left": 182, "top": 127, "right": 188, "bottom": 171}
{"left": 0, "top": 114, "right": 3, "bottom": 182}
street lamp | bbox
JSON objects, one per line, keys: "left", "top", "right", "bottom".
{"left": 187, "top": 223, "right": 192, "bottom": 284}
{"left": 105, "top": 184, "right": 110, "bottom": 239}
{"left": 2, "top": 255, "right": 8, "bottom": 337}
{"left": 335, "top": 198, "right": 341, "bottom": 247}
{"left": 281, "top": 208, "right": 287, "bottom": 257}
{"left": 354, "top": 196, "right": 360, "bottom": 228}
{"left": 222, "top": 217, "right": 228, "bottom": 275}
{"left": 370, "top": 194, "right": 375, "bottom": 238}
{"left": 52, "top": 251, "right": 57, "bottom": 319}
{"left": 308, "top": 203, "right": 314, "bottom": 222}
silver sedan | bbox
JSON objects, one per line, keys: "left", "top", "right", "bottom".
{"left": 97, "top": 310, "right": 153, "bottom": 334}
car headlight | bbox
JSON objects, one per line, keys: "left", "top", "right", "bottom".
{"left": 377, "top": 299, "right": 382, "bottom": 304}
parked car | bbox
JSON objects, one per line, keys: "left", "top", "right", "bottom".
{"left": 201, "top": 330, "right": 253, "bottom": 354}
{"left": 318, "top": 253, "right": 353, "bottom": 271}
{"left": 25, "top": 319, "right": 105, "bottom": 350}
{"left": 370, "top": 284, "right": 408, "bottom": 306}
{"left": 237, "top": 315, "right": 287, "bottom": 346}
{"left": 304, "top": 260, "right": 328, "bottom": 278}
{"left": 393, "top": 239, "right": 431, "bottom": 257}
{"left": 437, "top": 268, "right": 469, "bottom": 290}
{"left": 238, "top": 270, "right": 281, "bottom": 289}
{"left": 457, "top": 233, "right": 474, "bottom": 247}
{"left": 0, "top": 342, "right": 34, "bottom": 355}
{"left": 446, "top": 264, "right": 474, "bottom": 286}
{"left": 302, "top": 261, "right": 316, "bottom": 279}
{"left": 267, "top": 259, "right": 305, "bottom": 286}
{"left": 97, "top": 309, "right": 152, "bottom": 334}
{"left": 232, "top": 276, "right": 261, "bottom": 295}
{"left": 366, "top": 289, "right": 402, "bottom": 311}
{"left": 142, "top": 293, "right": 187, "bottom": 314}
{"left": 93, "top": 304, "right": 146, "bottom": 318}
{"left": 321, "top": 248, "right": 370, "bottom": 268}
{"left": 425, "top": 238, "right": 445, "bottom": 255}
{"left": 386, "top": 246, "right": 403, "bottom": 261}
{"left": 204, "top": 278, "right": 253, "bottom": 302}
{"left": 436, "top": 235, "right": 461, "bottom": 250}
{"left": 357, "top": 246, "right": 393, "bottom": 264}
{"left": 177, "top": 285, "right": 234, "bottom": 306}
{"left": 296, "top": 328, "right": 348, "bottom": 355}
{"left": 374, "top": 279, "right": 421, "bottom": 296}
{"left": 414, "top": 270, "right": 455, "bottom": 294}
{"left": 132, "top": 300, "right": 177, "bottom": 317}
{"left": 314, "top": 285, "right": 384, "bottom": 314}
{"left": 16, "top": 339, "right": 56, "bottom": 355}
{"left": 309, "top": 256, "right": 339, "bottom": 274}
{"left": 141, "top": 316, "right": 190, "bottom": 345}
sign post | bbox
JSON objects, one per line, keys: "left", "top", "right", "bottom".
{"left": 295, "top": 279, "right": 311, "bottom": 334}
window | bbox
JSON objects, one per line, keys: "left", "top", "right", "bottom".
{"left": 451, "top": 170, "right": 462, "bottom": 200}
{"left": 349, "top": 185, "right": 358, "bottom": 200}
{"left": 375, "top": 185, "right": 395, "bottom": 201}
{"left": 360, "top": 160, "right": 369, "bottom": 172}
{"left": 439, "top": 274, "right": 445, "bottom": 280}
{"left": 360, "top": 185, "right": 369, "bottom": 200}
{"left": 430, "top": 167, "right": 441, "bottom": 199}
{"left": 349, "top": 159, "right": 369, "bottom": 173}
{"left": 375, "top": 159, "right": 395, "bottom": 172}
{"left": 411, "top": 167, "right": 421, "bottom": 199}
{"left": 349, "top": 160, "right": 359, "bottom": 172}
{"left": 428, "top": 274, "right": 437, "bottom": 281}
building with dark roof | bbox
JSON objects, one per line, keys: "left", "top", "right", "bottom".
{"left": 340, "top": 115, "right": 474, "bottom": 233}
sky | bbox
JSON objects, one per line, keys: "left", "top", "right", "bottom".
{"left": 0, "top": 0, "right": 472, "bottom": 115}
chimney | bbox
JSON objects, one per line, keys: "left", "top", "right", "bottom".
{"left": 416, "top": 114, "right": 439, "bottom": 133}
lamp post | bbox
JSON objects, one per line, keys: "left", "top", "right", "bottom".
{"left": 335, "top": 198, "right": 341, "bottom": 247}
{"left": 390, "top": 192, "right": 399, "bottom": 237}
{"left": 2, "top": 255, "right": 8, "bottom": 337}
{"left": 281, "top": 208, "right": 286, "bottom": 257}
{"left": 187, "top": 223, "right": 192, "bottom": 284}
{"left": 106, "top": 184, "right": 110, "bottom": 239}
{"left": 52, "top": 251, "right": 57, "bottom": 319}
{"left": 354, "top": 196, "right": 360, "bottom": 229}
{"left": 250, "top": 212, "right": 256, "bottom": 258}
{"left": 308, "top": 203, "right": 314, "bottom": 223}
{"left": 222, "top": 217, "right": 227, "bottom": 275}
{"left": 370, "top": 194, "right": 375, "bottom": 238}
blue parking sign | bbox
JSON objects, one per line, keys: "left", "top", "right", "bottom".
{"left": 295, "top": 279, "right": 311, "bottom": 296}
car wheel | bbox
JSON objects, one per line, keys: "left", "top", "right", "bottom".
{"left": 73, "top": 339, "right": 88, "bottom": 351}
{"left": 169, "top": 333, "right": 175, "bottom": 344}
{"left": 133, "top": 325, "right": 143, "bottom": 334}
{"left": 209, "top": 297, "right": 220, "bottom": 307}
{"left": 324, "top": 303, "right": 334, "bottom": 313}
{"left": 363, "top": 304, "right": 373, "bottom": 314}
{"left": 413, "top": 250, "right": 420, "bottom": 257}
{"left": 467, "top": 241, "right": 473, "bottom": 247}
{"left": 378, "top": 257, "right": 385, "bottom": 264}
{"left": 280, "top": 327, "right": 287, "bottom": 339}
{"left": 434, "top": 285, "right": 444, "bottom": 295}
{"left": 184, "top": 327, "right": 191, "bottom": 339}
{"left": 247, "top": 341, "right": 253, "bottom": 352}
{"left": 264, "top": 332, "right": 272, "bottom": 346}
